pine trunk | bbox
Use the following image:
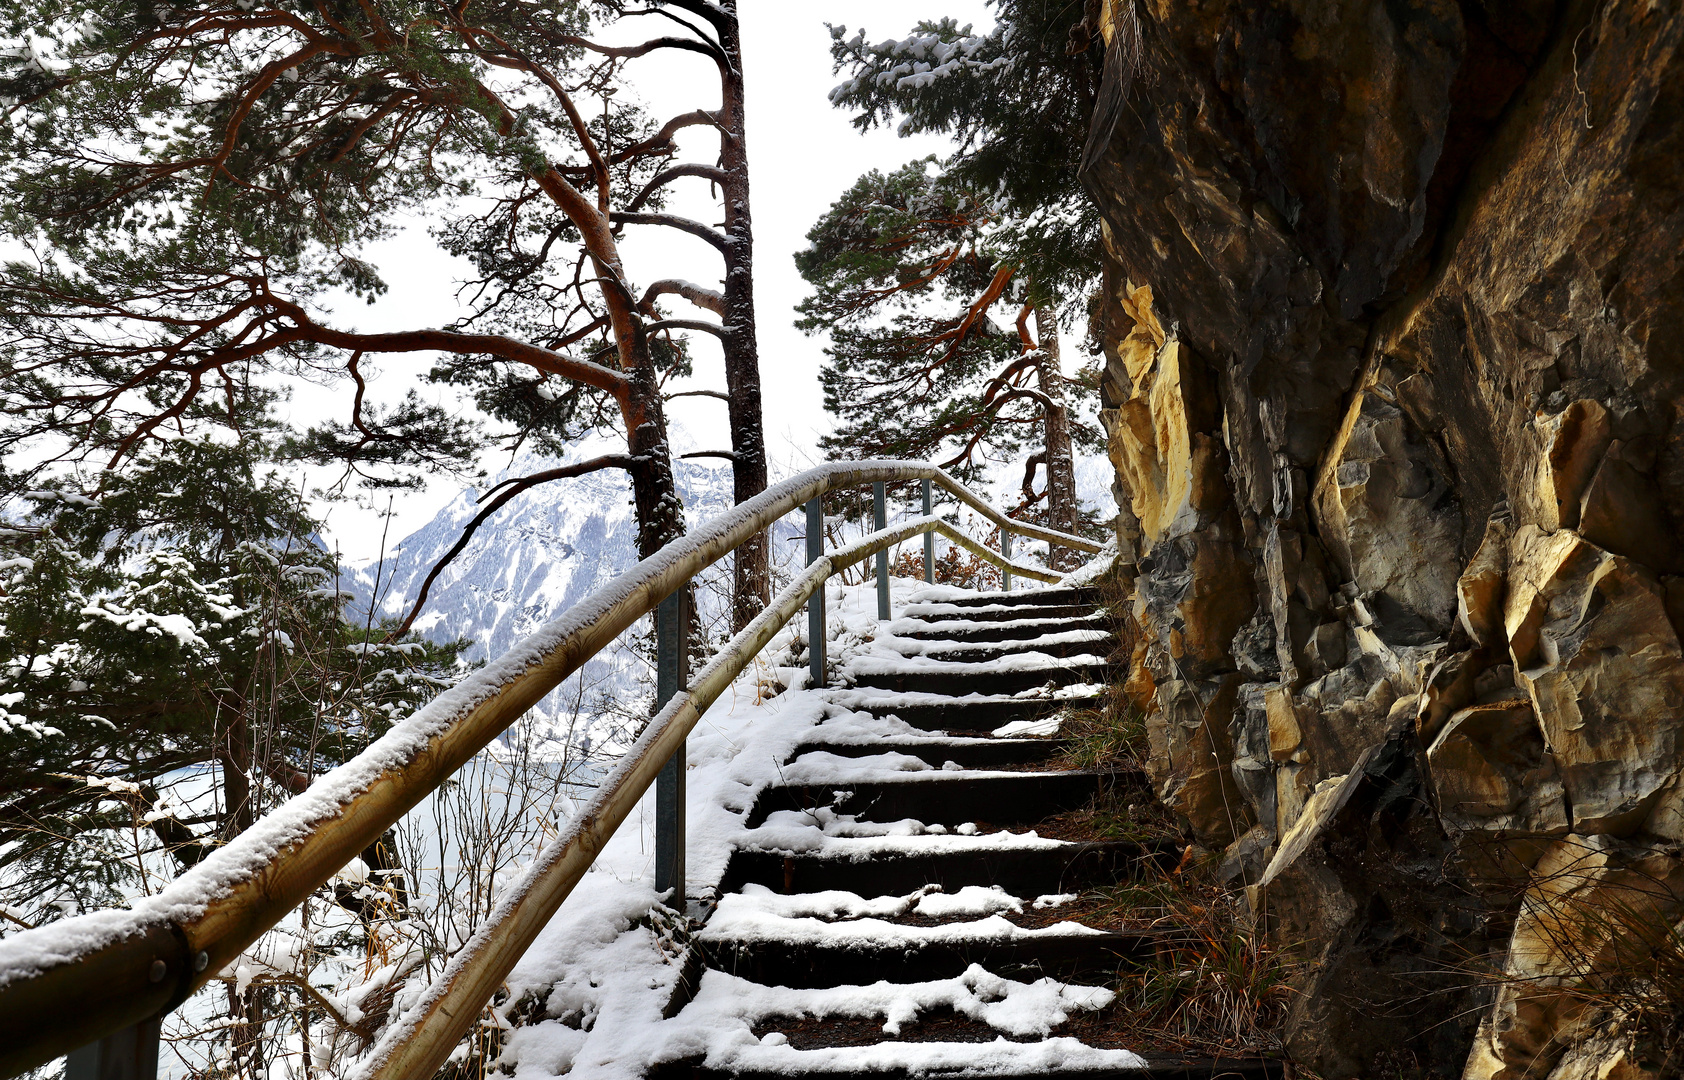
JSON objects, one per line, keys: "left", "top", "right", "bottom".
{"left": 623, "top": 353, "right": 686, "bottom": 560}
{"left": 717, "top": 4, "right": 771, "bottom": 632}
{"left": 1034, "top": 306, "right": 1079, "bottom": 565}
{"left": 221, "top": 703, "right": 254, "bottom": 840}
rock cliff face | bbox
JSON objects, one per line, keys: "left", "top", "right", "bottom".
{"left": 1084, "top": 2, "right": 1684, "bottom": 1075}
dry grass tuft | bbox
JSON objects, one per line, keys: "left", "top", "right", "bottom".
{"left": 1113, "top": 876, "right": 1297, "bottom": 1056}
{"left": 1047, "top": 564, "right": 1298, "bottom": 1059}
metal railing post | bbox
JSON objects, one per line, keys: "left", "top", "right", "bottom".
{"left": 806, "top": 496, "right": 826, "bottom": 687}
{"left": 922, "top": 479, "right": 935, "bottom": 584}
{"left": 654, "top": 588, "right": 688, "bottom": 902}
{"left": 66, "top": 1016, "right": 160, "bottom": 1080}
{"left": 1002, "top": 529, "right": 1013, "bottom": 592}
{"left": 873, "top": 482, "right": 890, "bottom": 620}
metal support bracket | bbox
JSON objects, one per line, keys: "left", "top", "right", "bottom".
{"left": 806, "top": 497, "right": 826, "bottom": 688}
{"left": 654, "top": 588, "right": 688, "bottom": 901}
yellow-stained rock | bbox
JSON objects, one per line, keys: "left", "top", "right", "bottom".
{"left": 1146, "top": 674, "right": 1252, "bottom": 846}
{"left": 1427, "top": 698, "right": 1565, "bottom": 828}
{"left": 1534, "top": 399, "right": 1612, "bottom": 533}
{"left": 1259, "top": 753, "right": 1377, "bottom": 889}
{"left": 1464, "top": 835, "right": 1684, "bottom": 1080}
{"left": 1503, "top": 527, "right": 1684, "bottom": 835}
{"left": 1169, "top": 532, "right": 1256, "bottom": 668}
{"left": 1457, "top": 515, "right": 1511, "bottom": 649}
{"left": 1542, "top": 1021, "right": 1658, "bottom": 1080}
{"left": 1088, "top": 0, "right": 1684, "bottom": 1072}
{"left": 1577, "top": 446, "right": 1682, "bottom": 573}
{"left": 1313, "top": 391, "right": 1463, "bottom": 639}
{"left": 1265, "top": 685, "right": 1303, "bottom": 763}
{"left": 1274, "top": 760, "right": 1317, "bottom": 836}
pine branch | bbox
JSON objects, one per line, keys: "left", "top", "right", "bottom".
{"left": 611, "top": 211, "right": 728, "bottom": 253}
{"left": 388, "top": 455, "right": 638, "bottom": 638}
{"left": 646, "top": 318, "right": 726, "bottom": 338}
{"left": 641, "top": 279, "right": 726, "bottom": 316}
{"left": 627, "top": 164, "right": 732, "bottom": 212}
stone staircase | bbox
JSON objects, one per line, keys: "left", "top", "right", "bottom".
{"left": 651, "top": 586, "right": 1284, "bottom": 1080}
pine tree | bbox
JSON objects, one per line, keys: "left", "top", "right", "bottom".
{"left": 0, "top": 424, "right": 465, "bottom": 932}
{"left": 0, "top": 0, "right": 741, "bottom": 566}
{"left": 797, "top": 163, "right": 1098, "bottom": 556}
{"left": 826, "top": 3, "right": 1109, "bottom": 299}
{"left": 817, "top": 3, "right": 1113, "bottom": 554}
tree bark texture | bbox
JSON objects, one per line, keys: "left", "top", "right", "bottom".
{"left": 716, "top": 3, "right": 771, "bottom": 631}
{"left": 622, "top": 346, "right": 686, "bottom": 561}
{"left": 535, "top": 164, "right": 687, "bottom": 560}
{"left": 1034, "top": 305, "right": 1078, "bottom": 564}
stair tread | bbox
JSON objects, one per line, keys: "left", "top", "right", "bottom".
{"left": 651, "top": 1054, "right": 1283, "bottom": 1079}
{"left": 633, "top": 584, "right": 1240, "bottom": 1080}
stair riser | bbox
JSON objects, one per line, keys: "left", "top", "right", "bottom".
{"left": 698, "top": 934, "right": 1150, "bottom": 990}
{"left": 849, "top": 664, "right": 1116, "bottom": 697}
{"left": 929, "top": 587, "right": 1102, "bottom": 609}
{"left": 649, "top": 1061, "right": 1285, "bottom": 1080}
{"left": 898, "top": 603, "right": 1099, "bottom": 624}
{"left": 746, "top": 771, "right": 1129, "bottom": 829}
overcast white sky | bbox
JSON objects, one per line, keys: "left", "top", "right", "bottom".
{"left": 303, "top": 1, "right": 996, "bottom": 560}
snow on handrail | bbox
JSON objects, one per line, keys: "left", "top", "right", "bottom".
{"left": 0, "top": 460, "right": 1094, "bottom": 1076}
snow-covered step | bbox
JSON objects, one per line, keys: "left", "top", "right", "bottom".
{"left": 646, "top": 965, "right": 1152, "bottom": 1079}
{"left": 718, "top": 839, "right": 1173, "bottom": 898}
{"left": 912, "top": 586, "right": 1102, "bottom": 609}
{"left": 896, "top": 601, "right": 1100, "bottom": 624}
{"left": 892, "top": 611, "right": 1110, "bottom": 644}
{"left": 651, "top": 1049, "right": 1285, "bottom": 1080}
{"left": 745, "top": 770, "right": 1128, "bottom": 831}
{"left": 696, "top": 886, "right": 1147, "bottom": 988}
{"left": 833, "top": 690, "right": 1105, "bottom": 731}
{"left": 700, "top": 929, "right": 1146, "bottom": 991}
{"left": 786, "top": 737, "right": 1066, "bottom": 771}
{"left": 883, "top": 628, "right": 1117, "bottom": 664}
{"left": 845, "top": 654, "right": 1115, "bottom": 696}
{"left": 628, "top": 582, "right": 1291, "bottom": 1080}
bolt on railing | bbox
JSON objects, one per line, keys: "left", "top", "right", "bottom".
{"left": 0, "top": 461, "right": 1099, "bottom": 1080}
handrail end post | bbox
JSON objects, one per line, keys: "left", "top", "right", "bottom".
{"left": 1002, "top": 529, "right": 1013, "bottom": 593}
{"left": 66, "top": 1015, "right": 161, "bottom": 1080}
{"left": 654, "top": 589, "right": 689, "bottom": 903}
{"left": 921, "top": 479, "right": 934, "bottom": 585}
{"left": 806, "top": 497, "right": 826, "bottom": 688}
{"left": 873, "top": 482, "right": 890, "bottom": 621}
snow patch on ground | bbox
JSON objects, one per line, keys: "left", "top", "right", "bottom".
{"left": 993, "top": 716, "right": 1066, "bottom": 738}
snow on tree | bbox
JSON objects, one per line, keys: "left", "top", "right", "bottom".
{"left": 815, "top": 3, "right": 1117, "bottom": 560}
{"left": 796, "top": 163, "right": 1099, "bottom": 562}
{"left": 0, "top": 0, "right": 752, "bottom": 575}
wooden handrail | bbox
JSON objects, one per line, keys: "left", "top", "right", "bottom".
{"left": 0, "top": 461, "right": 1091, "bottom": 1078}
{"left": 356, "top": 514, "right": 1056, "bottom": 1078}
